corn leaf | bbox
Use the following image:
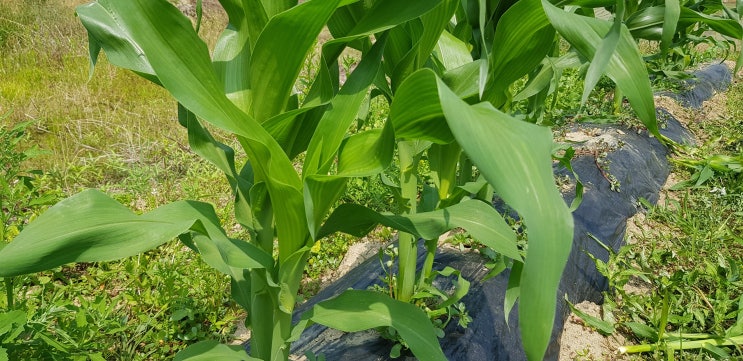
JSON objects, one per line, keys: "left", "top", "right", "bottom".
{"left": 428, "top": 142, "right": 462, "bottom": 202}
{"left": 305, "top": 290, "right": 447, "bottom": 361}
{"left": 304, "top": 175, "right": 348, "bottom": 240}
{"left": 389, "top": 70, "right": 452, "bottom": 144}
{"left": 319, "top": 199, "right": 522, "bottom": 261}
{"left": 303, "top": 34, "right": 386, "bottom": 176}
{"left": 434, "top": 30, "right": 474, "bottom": 70}
{"left": 543, "top": 0, "right": 662, "bottom": 141}
{"left": 417, "top": 0, "right": 460, "bottom": 69}
{"left": 583, "top": 0, "right": 622, "bottom": 106}
{"left": 76, "top": 2, "right": 157, "bottom": 82}
{"left": 211, "top": 3, "right": 254, "bottom": 114}
{"left": 435, "top": 73, "right": 573, "bottom": 361}
{"left": 337, "top": 123, "right": 395, "bottom": 177}
{"left": 76, "top": 0, "right": 309, "bottom": 262}
{"left": 662, "top": 0, "right": 680, "bottom": 53}
{"left": 348, "top": 0, "right": 443, "bottom": 37}
{"left": 486, "top": 0, "right": 555, "bottom": 107}
{"left": 0, "top": 190, "right": 272, "bottom": 277}
{"left": 174, "top": 340, "right": 256, "bottom": 361}
{"left": 249, "top": 0, "right": 341, "bottom": 121}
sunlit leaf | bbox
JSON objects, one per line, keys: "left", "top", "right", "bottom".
{"left": 436, "top": 74, "right": 573, "bottom": 361}
{"left": 0, "top": 190, "right": 271, "bottom": 277}
{"left": 306, "top": 290, "right": 447, "bottom": 361}
{"left": 319, "top": 199, "right": 521, "bottom": 261}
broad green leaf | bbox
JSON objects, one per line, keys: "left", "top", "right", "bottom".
{"left": 513, "top": 52, "right": 582, "bottom": 102}
{"left": 434, "top": 30, "right": 474, "bottom": 70}
{"left": 178, "top": 106, "right": 255, "bottom": 229}
{"left": 230, "top": 269, "right": 252, "bottom": 312}
{"left": 431, "top": 266, "right": 470, "bottom": 310}
{"left": 305, "top": 290, "right": 447, "bottom": 361}
{"left": 0, "top": 310, "right": 25, "bottom": 338}
{"left": 188, "top": 232, "right": 274, "bottom": 274}
{"left": 417, "top": 0, "right": 460, "bottom": 69}
{"left": 625, "top": 322, "right": 659, "bottom": 341}
{"left": 174, "top": 340, "right": 256, "bottom": 361}
{"left": 217, "top": 0, "right": 266, "bottom": 49}
{"left": 76, "top": 2, "right": 157, "bottom": 82}
{"left": 383, "top": 0, "right": 458, "bottom": 88}
{"left": 319, "top": 199, "right": 521, "bottom": 261}
{"left": 249, "top": 0, "right": 340, "bottom": 121}
{"left": 389, "top": 70, "right": 453, "bottom": 144}
{"left": 435, "top": 72, "right": 573, "bottom": 361}
{"left": 304, "top": 34, "right": 386, "bottom": 176}
{"left": 247, "top": 182, "right": 274, "bottom": 252}
{"left": 321, "top": 0, "right": 444, "bottom": 64}
{"left": 76, "top": 0, "right": 309, "bottom": 261}
{"left": 662, "top": 0, "right": 681, "bottom": 53}
{"left": 347, "top": 0, "right": 443, "bottom": 37}
{"left": 384, "top": 23, "right": 420, "bottom": 89}
{"left": 625, "top": 6, "right": 743, "bottom": 41}
{"left": 0, "top": 190, "right": 270, "bottom": 277}
{"left": 486, "top": 0, "right": 555, "bottom": 107}
{"left": 212, "top": 13, "right": 253, "bottom": 114}
{"left": 337, "top": 122, "right": 395, "bottom": 177}
{"left": 277, "top": 247, "right": 311, "bottom": 314}
{"left": 678, "top": 6, "right": 743, "bottom": 39}
{"left": 262, "top": 103, "right": 328, "bottom": 158}
{"left": 428, "top": 142, "right": 462, "bottom": 202}
{"left": 624, "top": 6, "right": 666, "bottom": 40}
{"left": 304, "top": 175, "right": 348, "bottom": 239}
{"left": 504, "top": 261, "right": 522, "bottom": 327}
{"left": 543, "top": 0, "right": 662, "bottom": 141}
{"left": 441, "top": 60, "right": 485, "bottom": 100}
{"left": 260, "top": 0, "right": 295, "bottom": 19}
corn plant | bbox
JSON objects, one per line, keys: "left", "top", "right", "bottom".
{"left": 623, "top": 0, "right": 743, "bottom": 74}
{"left": 0, "top": 0, "right": 664, "bottom": 360}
